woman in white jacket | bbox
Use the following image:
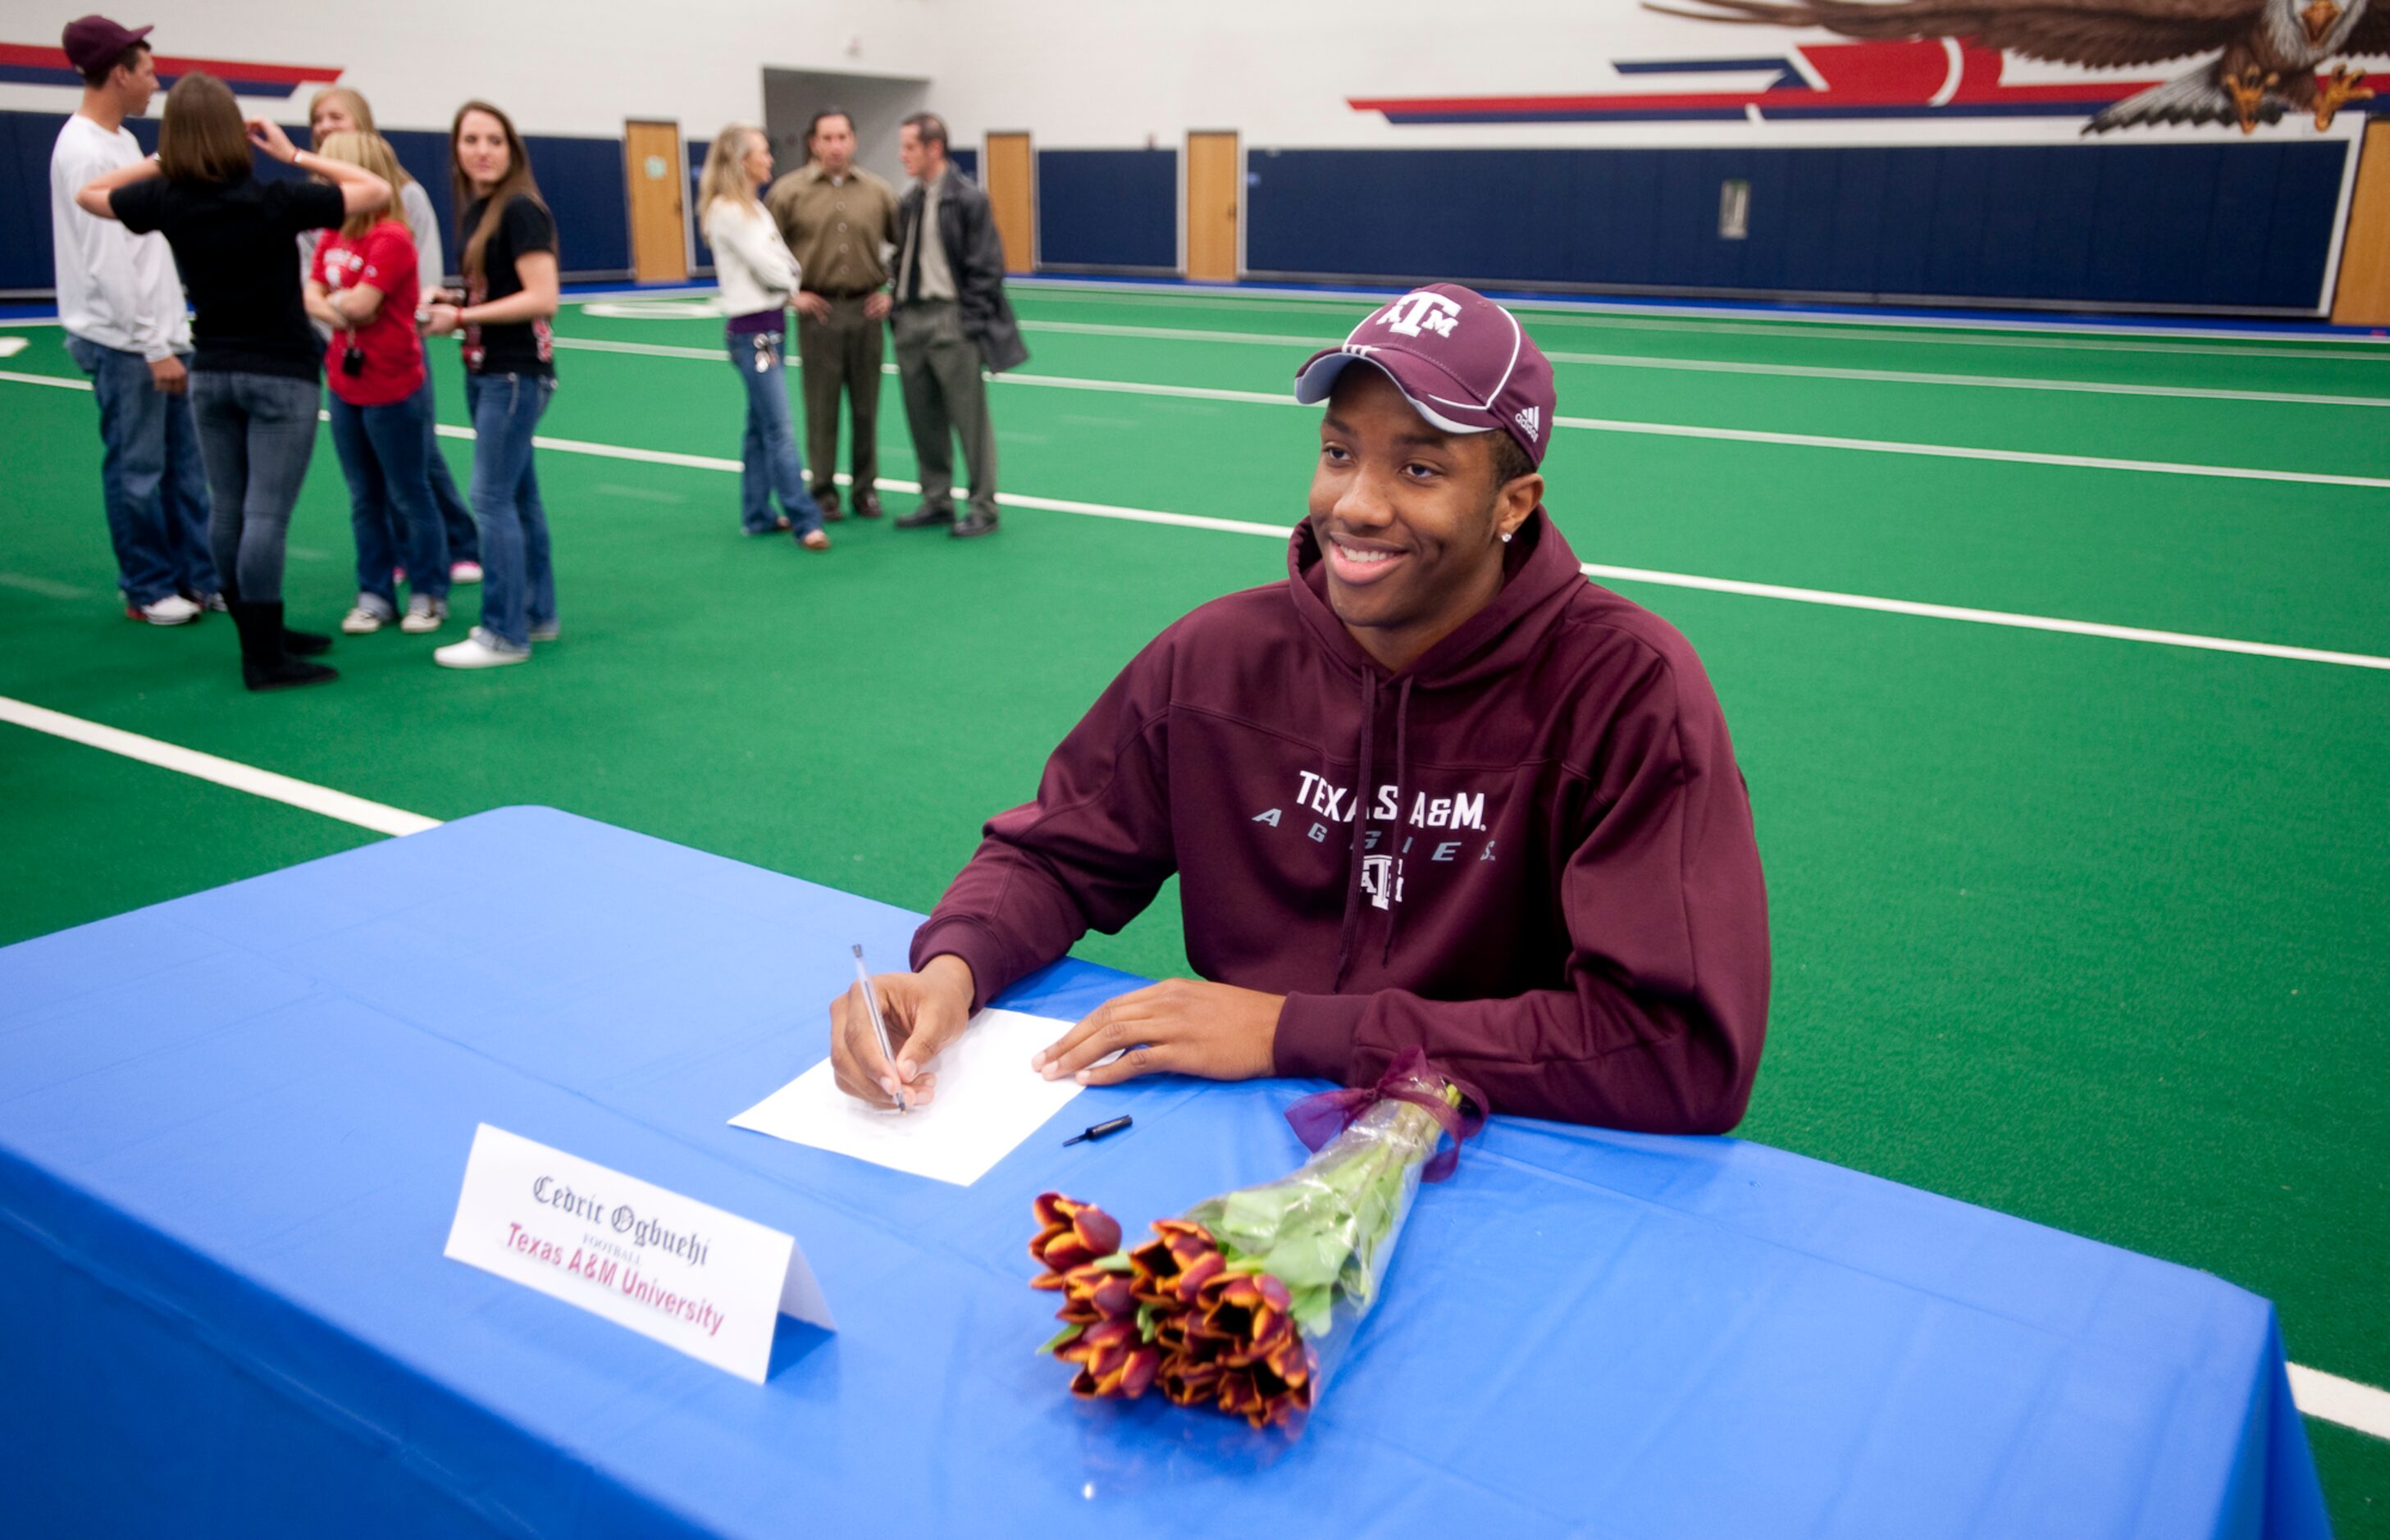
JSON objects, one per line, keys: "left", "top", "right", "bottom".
{"left": 700, "top": 125, "right": 828, "bottom": 548}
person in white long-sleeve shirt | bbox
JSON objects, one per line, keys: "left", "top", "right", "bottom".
{"left": 698, "top": 124, "right": 827, "bottom": 549}
{"left": 49, "top": 15, "right": 217, "bottom": 625}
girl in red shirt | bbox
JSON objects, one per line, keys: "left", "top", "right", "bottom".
{"left": 305, "top": 130, "right": 450, "bottom": 636}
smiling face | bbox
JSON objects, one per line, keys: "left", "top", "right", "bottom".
{"left": 1307, "top": 366, "right": 1541, "bottom": 672}
{"left": 311, "top": 98, "right": 358, "bottom": 145}
{"left": 741, "top": 130, "right": 773, "bottom": 185}
{"left": 455, "top": 109, "right": 511, "bottom": 192}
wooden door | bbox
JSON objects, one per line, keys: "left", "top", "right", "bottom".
{"left": 623, "top": 120, "right": 689, "bottom": 284}
{"left": 1186, "top": 131, "right": 1239, "bottom": 282}
{"left": 983, "top": 131, "right": 1034, "bottom": 274}
{"left": 2333, "top": 122, "right": 2390, "bottom": 324}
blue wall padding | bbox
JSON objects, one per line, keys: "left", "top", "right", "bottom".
{"left": 688, "top": 140, "right": 713, "bottom": 272}
{"left": 1243, "top": 141, "right": 2351, "bottom": 311}
{"left": 5, "top": 110, "right": 2355, "bottom": 311}
{"left": 0, "top": 111, "right": 632, "bottom": 290}
{"left": 1036, "top": 148, "right": 1175, "bottom": 271}
{"left": 520, "top": 133, "right": 629, "bottom": 277}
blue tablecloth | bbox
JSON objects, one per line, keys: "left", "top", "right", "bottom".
{"left": 0, "top": 807, "right": 2328, "bottom": 1538}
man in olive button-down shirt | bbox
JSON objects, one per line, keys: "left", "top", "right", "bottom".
{"left": 764, "top": 110, "right": 901, "bottom": 519}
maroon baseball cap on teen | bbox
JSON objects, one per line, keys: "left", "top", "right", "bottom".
{"left": 1293, "top": 283, "right": 1558, "bottom": 467}
{"left": 62, "top": 16, "right": 153, "bottom": 75}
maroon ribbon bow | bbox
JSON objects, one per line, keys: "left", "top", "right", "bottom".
{"left": 1284, "top": 1048, "right": 1487, "bottom": 1183}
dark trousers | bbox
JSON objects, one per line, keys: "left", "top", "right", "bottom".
{"left": 65, "top": 335, "right": 218, "bottom": 605}
{"left": 892, "top": 301, "right": 996, "bottom": 517}
{"left": 796, "top": 294, "right": 884, "bottom": 499}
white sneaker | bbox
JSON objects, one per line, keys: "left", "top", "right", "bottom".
{"left": 450, "top": 561, "right": 484, "bottom": 585}
{"left": 341, "top": 601, "right": 390, "bottom": 635}
{"left": 434, "top": 626, "right": 529, "bottom": 669}
{"left": 135, "top": 593, "right": 202, "bottom": 626}
{"left": 400, "top": 595, "right": 448, "bottom": 634}
{"left": 528, "top": 619, "right": 560, "bottom": 643}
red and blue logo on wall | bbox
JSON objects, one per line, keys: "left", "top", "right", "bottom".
{"left": 0, "top": 42, "right": 340, "bottom": 98}
{"left": 1354, "top": 0, "right": 2390, "bottom": 134}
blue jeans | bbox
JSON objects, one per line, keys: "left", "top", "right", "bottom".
{"left": 465, "top": 371, "right": 556, "bottom": 649}
{"left": 728, "top": 329, "right": 823, "bottom": 535}
{"left": 327, "top": 389, "right": 449, "bottom": 607}
{"left": 188, "top": 371, "right": 321, "bottom": 604}
{"left": 416, "top": 371, "right": 479, "bottom": 567}
{"left": 65, "top": 335, "right": 218, "bottom": 606}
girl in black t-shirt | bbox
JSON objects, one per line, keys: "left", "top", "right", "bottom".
{"left": 78, "top": 71, "right": 390, "bottom": 691}
{"left": 422, "top": 100, "right": 559, "bottom": 670}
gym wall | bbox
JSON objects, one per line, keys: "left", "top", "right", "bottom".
{"left": 2, "top": 0, "right": 2374, "bottom": 313}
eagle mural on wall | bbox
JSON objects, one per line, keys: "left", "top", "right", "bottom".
{"left": 1649, "top": 0, "right": 2389, "bottom": 131}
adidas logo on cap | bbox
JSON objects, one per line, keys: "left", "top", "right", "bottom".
{"left": 1513, "top": 404, "right": 1541, "bottom": 442}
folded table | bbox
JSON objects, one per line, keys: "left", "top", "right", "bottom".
{"left": 0, "top": 807, "right": 2328, "bottom": 1538}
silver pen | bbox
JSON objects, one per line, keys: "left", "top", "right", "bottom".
{"left": 851, "top": 943, "right": 907, "bottom": 1113}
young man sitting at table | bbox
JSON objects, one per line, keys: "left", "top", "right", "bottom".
{"left": 829, "top": 285, "right": 1771, "bottom": 1132}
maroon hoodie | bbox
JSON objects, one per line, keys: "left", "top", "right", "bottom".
{"left": 910, "top": 509, "right": 1770, "bottom": 1132}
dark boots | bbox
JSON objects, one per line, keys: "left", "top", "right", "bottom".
{"left": 228, "top": 599, "right": 338, "bottom": 691}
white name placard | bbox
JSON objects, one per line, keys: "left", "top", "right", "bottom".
{"left": 443, "top": 1123, "right": 833, "bottom": 1383}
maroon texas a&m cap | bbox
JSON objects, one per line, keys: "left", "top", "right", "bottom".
{"left": 1293, "top": 284, "right": 1557, "bottom": 467}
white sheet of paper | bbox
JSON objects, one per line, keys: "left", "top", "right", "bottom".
{"left": 729, "top": 1008, "right": 1085, "bottom": 1186}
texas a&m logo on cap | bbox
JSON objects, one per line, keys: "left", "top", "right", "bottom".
{"left": 1377, "top": 291, "right": 1462, "bottom": 340}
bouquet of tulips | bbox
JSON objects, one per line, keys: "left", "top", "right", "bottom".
{"left": 1029, "top": 1049, "right": 1483, "bottom": 1433}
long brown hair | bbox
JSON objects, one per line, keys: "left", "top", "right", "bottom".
{"left": 157, "top": 72, "right": 249, "bottom": 185}
{"left": 449, "top": 100, "right": 545, "bottom": 281}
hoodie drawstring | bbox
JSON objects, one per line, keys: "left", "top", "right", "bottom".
{"left": 1383, "top": 675, "right": 1413, "bottom": 967}
{"left": 1330, "top": 673, "right": 1377, "bottom": 989}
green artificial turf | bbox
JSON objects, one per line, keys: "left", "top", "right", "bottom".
{"left": 2, "top": 285, "right": 2384, "bottom": 1530}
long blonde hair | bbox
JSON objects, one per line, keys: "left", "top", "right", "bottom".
{"left": 697, "top": 124, "right": 765, "bottom": 221}
{"left": 317, "top": 130, "right": 413, "bottom": 241}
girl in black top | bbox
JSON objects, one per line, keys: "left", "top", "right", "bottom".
{"left": 80, "top": 72, "right": 389, "bottom": 690}
{"left": 422, "top": 100, "right": 560, "bottom": 669}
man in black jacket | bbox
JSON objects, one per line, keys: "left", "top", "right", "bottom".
{"left": 889, "top": 112, "right": 1027, "bottom": 540}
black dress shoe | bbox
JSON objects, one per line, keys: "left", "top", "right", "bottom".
{"left": 851, "top": 490, "right": 883, "bottom": 519}
{"left": 894, "top": 501, "right": 955, "bottom": 530}
{"left": 814, "top": 487, "right": 844, "bottom": 522}
{"left": 950, "top": 510, "right": 1000, "bottom": 539}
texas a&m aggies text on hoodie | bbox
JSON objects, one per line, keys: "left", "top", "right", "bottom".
{"left": 908, "top": 503, "right": 1771, "bottom": 1134}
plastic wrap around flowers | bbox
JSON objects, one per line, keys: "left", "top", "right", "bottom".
{"left": 1029, "top": 1049, "right": 1485, "bottom": 1433}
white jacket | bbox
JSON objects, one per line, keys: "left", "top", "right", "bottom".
{"left": 704, "top": 198, "right": 800, "bottom": 319}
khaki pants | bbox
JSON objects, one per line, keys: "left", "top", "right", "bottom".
{"left": 892, "top": 301, "right": 996, "bottom": 517}
{"left": 795, "top": 294, "right": 886, "bottom": 499}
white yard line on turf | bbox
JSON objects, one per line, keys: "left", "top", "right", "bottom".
{"left": 1017, "top": 277, "right": 2390, "bottom": 350}
{"left": 527, "top": 349, "right": 2390, "bottom": 486}
{"left": 0, "top": 695, "right": 440, "bottom": 836}
{"left": 552, "top": 326, "right": 2390, "bottom": 408}
{"left": 0, "top": 367, "right": 93, "bottom": 390}
{"left": 431, "top": 426, "right": 2390, "bottom": 672}
{"left": 2288, "top": 1365, "right": 2390, "bottom": 1442}
{"left": 8, "top": 370, "right": 2390, "bottom": 666}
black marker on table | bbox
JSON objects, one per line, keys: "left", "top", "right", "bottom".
{"left": 1064, "top": 1115, "right": 1133, "bottom": 1146}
